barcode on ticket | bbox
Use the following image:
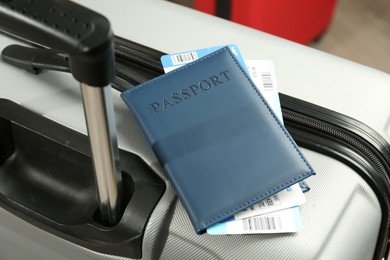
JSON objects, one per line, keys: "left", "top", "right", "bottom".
{"left": 261, "top": 72, "right": 274, "bottom": 91}
{"left": 171, "top": 52, "right": 199, "bottom": 65}
{"left": 242, "top": 216, "right": 282, "bottom": 231}
{"left": 207, "top": 207, "right": 301, "bottom": 234}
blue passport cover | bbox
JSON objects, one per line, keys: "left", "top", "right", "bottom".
{"left": 121, "top": 47, "right": 315, "bottom": 234}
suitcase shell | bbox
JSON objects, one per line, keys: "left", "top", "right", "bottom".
{"left": 0, "top": 0, "right": 390, "bottom": 259}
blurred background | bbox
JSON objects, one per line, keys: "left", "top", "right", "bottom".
{"left": 168, "top": 0, "right": 390, "bottom": 74}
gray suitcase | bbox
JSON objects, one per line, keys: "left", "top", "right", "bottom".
{"left": 0, "top": 0, "right": 389, "bottom": 259}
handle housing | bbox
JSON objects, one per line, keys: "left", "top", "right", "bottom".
{"left": 0, "top": 0, "right": 115, "bottom": 86}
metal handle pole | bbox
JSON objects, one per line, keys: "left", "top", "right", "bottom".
{"left": 80, "top": 83, "right": 122, "bottom": 225}
{"left": 0, "top": 0, "right": 122, "bottom": 226}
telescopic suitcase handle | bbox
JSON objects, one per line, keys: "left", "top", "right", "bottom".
{"left": 0, "top": 0, "right": 123, "bottom": 226}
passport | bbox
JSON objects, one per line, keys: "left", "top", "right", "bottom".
{"left": 121, "top": 47, "right": 315, "bottom": 234}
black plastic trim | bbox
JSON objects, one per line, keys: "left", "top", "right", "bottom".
{"left": 280, "top": 93, "right": 390, "bottom": 260}
{"left": 0, "top": 99, "right": 165, "bottom": 258}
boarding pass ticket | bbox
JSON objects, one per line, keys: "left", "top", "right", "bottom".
{"left": 161, "top": 45, "right": 304, "bottom": 233}
{"left": 234, "top": 183, "right": 305, "bottom": 220}
{"left": 161, "top": 44, "right": 283, "bottom": 120}
{"left": 207, "top": 207, "right": 302, "bottom": 235}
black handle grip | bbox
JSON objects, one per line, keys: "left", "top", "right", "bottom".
{"left": 0, "top": 0, "right": 115, "bottom": 86}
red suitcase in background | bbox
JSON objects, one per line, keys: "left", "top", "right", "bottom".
{"left": 194, "top": 0, "right": 337, "bottom": 44}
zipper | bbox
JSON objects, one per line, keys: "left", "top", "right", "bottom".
{"left": 280, "top": 94, "right": 390, "bottom": 190}
{"left": 279, "top": 94, "right": 390, "bottom": 260}
{"left": 113, "top": 35, "right": 165, "bottom": 74}
{"left": 283, "top": 107, "right": 390, "bottom": 187}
